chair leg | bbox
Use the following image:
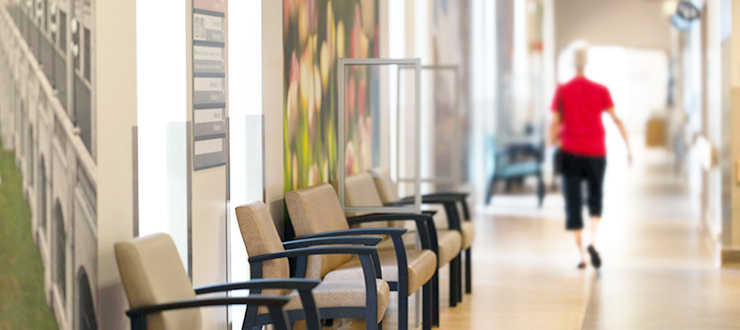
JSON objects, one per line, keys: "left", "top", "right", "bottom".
{"left": 399, "top": 295, "right": 409, "bottom": 330}
{"left": 399, "top": 278, "right": 409, "bottom": 330}
{"left": 449, "top": 257, "right": 458, "bottom": 307}
{"left": 432, "top": 271, "right": 440, "bottom": 327}
{"left": 243, "top": 305, "right": 259, "bottom": 330}
{"left": 423, "top": 281, "right": 433, "bottom": 330}
{"left": 456, "top": 255, "right": 463, "bottom": 303}
{"left": 130, "top": 314, "right": 146, "bottom": 330}
{"left": 465, "top": 248, "right": 472, "bottom": 294}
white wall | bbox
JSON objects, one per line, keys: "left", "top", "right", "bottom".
{"left": 262, "top": 0, "right": 285, "bottom": 234}
{"left": 554, "top": 0, "right": 672, "bottom": 54}
{"left": 135, "top": 0, "right": 188, "bottom": 269}
{"left": 96, "top": 1, "right": 137, "bottom": 329}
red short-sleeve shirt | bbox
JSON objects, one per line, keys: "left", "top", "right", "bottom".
{"left": 551, "top": 76, "right": 614, "bottom": 157}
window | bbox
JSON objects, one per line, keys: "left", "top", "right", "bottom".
{"left": 83, "top": 27, "right": 90, "bottom": 82}
{"left": 54, "top": 203, "right": 66, "bottom": 304}
{"left": 39, "top": 159, "right": 46, "bottom": 231}
{"left": 43, "top": 0, "right": 48, "bottom": 32}
{"left": 59, "top": 11, "right": 66, "bottom": 52}
{"left": 76, "top": 269, "right": 97, "bottom": 330}
{"left": 27, "top": 126, "right": 33, "bottom": 186}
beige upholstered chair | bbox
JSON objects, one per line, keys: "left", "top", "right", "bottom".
{"left": 115, "top": 233, "right": 318, "bottom": 330}
{"left": 236, "top": 200, "right": 390, "bottom": 330}
{"left": 371, "top": 168, "right": 476, "bottom": 304}
{"left": 286, "top": 184, "right": 436, "bottom": 330}
{"left": 341, "top": 172, "right": 462, "bottom": 323}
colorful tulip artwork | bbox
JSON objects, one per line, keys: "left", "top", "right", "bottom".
{"left": 283, "top": 0, "right": 379, "bottom": 191}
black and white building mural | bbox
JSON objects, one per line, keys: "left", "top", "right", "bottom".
{"left": 0, "top": 0, "right": 97, "bottom": 329}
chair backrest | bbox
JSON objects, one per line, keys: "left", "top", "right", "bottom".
{"left": 370, "top": 168, "right": 400, "bottom": 204}
{"left": 371, "top": 168, "right": 458, "bottom": 230}
{"left": 285, "top": 183, "right": 353, "bottom": 279}
{"left": 342, "top": 172, "right": 390, "bottom": 228}
{"left": 235, "top": 201, "right": 291, "bottom": 296}
{"left": 115, "top": 234, "right": 202, "bottom": 330}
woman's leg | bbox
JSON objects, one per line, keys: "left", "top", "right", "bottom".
{"left": 585, "top": 157, "right": 607, "bottom": 267}
{"left": 562, "top": 154, "right": 586, "bottom": 265}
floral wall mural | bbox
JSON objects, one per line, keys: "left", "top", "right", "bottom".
{"left": 283, "top": 0, "right": 380, "bottom": 192}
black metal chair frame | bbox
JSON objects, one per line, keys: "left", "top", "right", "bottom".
{"left": 412, "top": 192, "right": 474, "bottom": 295}
{"left": 246, "top": 236, "right": 388, "bottom": 330}
{"left": 389, "top": 192, "right": 470, "bottom": 326}
{"left": 298, "top": 215, "right": 437, "bottom": 330}
{"left": 125, "top": 279, "right": 323, "bottom": 330}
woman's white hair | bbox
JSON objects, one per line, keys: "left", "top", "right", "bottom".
{"left": 571, "top": 40, "right": 589, "bottom": 71}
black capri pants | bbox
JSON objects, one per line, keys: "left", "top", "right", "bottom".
{"left": 561, "top": 152, "right": 606, "bottom": 230}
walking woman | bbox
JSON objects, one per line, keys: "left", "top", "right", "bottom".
{"left": 549, "top": 42, "right": 631, "bottom": 269}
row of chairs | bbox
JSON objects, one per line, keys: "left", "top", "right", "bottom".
{"left": 114, "top": 168, "right": 476, "bottom": 330}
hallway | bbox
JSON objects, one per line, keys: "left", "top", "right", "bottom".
{"left": 449, "top": 144, "right": 740, "bottom": 329}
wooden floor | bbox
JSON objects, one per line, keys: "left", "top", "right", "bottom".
{"left": 355, "top": 145, "right": 740, "bottom": 330}
{"left": 428, "top": 149, "right": 740, "bottom": 329}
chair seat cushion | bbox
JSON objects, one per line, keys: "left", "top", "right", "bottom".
{"left": 259, "top": 279, "right": 390, "bottom": 321}
{"left": 376, "top": 230, "right": 461, "bottom": 267}
{"left": 323, "top": 250, "right": 437, "bottom": 295}
{"left": 461, "top": 221, "right": 475, "bottom": 249}
{"left": 498, "top": 162, "right": 540, "bottom": 177}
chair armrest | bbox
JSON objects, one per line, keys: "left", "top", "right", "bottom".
{"left": 249, "top": 246, "right": 377, "bottom": 263}
{"left": 346, "top": 213, "right": 433, "bottom": 250}
{"left": 194, "top": 278, "right": 321, "bottom": 295}
{"left": 419, "top": 192, "right": 469, "bottom": 202}
{"left": 296, "top": 228, "right": 415, "bottom": 287}
{"left": 399, "top": 195, "right": 461, "bottom": 205}
{"left": 282, "top": 236, "right": 383, "bottom": 250}
{"left": 282, "top": 237, "right": 383, "bottom": 276}
{"left": 248, "top": 247, "right": 380, "bottom": 325}
{"left": 411, "top": 193, "right": 470, "bottom": 220}
{"left": 127, "top": 296, "right": 292, "bottom": 330}
{"left": 127, "top": 296, "right": 289, "bottom": 316}
{"left": 195, "top": 279, "right": 322, "bottom": 330}
{"left": 384, "top": 199, "right": 464, "bottom": 230}
{"left": 249, "top": 246, "right": 381, "bottom": 285}
{"left": 298, "top": 227, "right": 407, "bottom": 239}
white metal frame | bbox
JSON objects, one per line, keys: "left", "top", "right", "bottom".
{"left": 338, "top": 58, "right": 422, "bottom": 215}
{"left": 396, "top": 64, "right": 461, "bottom": 188}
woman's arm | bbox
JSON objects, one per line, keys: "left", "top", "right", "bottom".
{"left": 606, "top": 108, "right": 632, "bottom": 165}
{"left": 549, "top": 113, "right": 561, "bottom": 146}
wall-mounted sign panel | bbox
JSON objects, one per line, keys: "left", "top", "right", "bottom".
{"left": 193, "top": 77, "right": 225, "bottom": 105}
{"left": 193, "top": 45, "right": 224, "bottom": 74}
{"left": 194, "top": 137, "right": 226, "bottom": 170}
{"left": 193, "top": 14, "right": 224, "bottom": 43}
{"left": 192, "top": 0, "right": 226, "bottom": 171}
{"left": 193, "top": 107, "right": 226, "bottom": 136}
{"left": 194, "top": 0, "right": 225, "bottom": 13}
